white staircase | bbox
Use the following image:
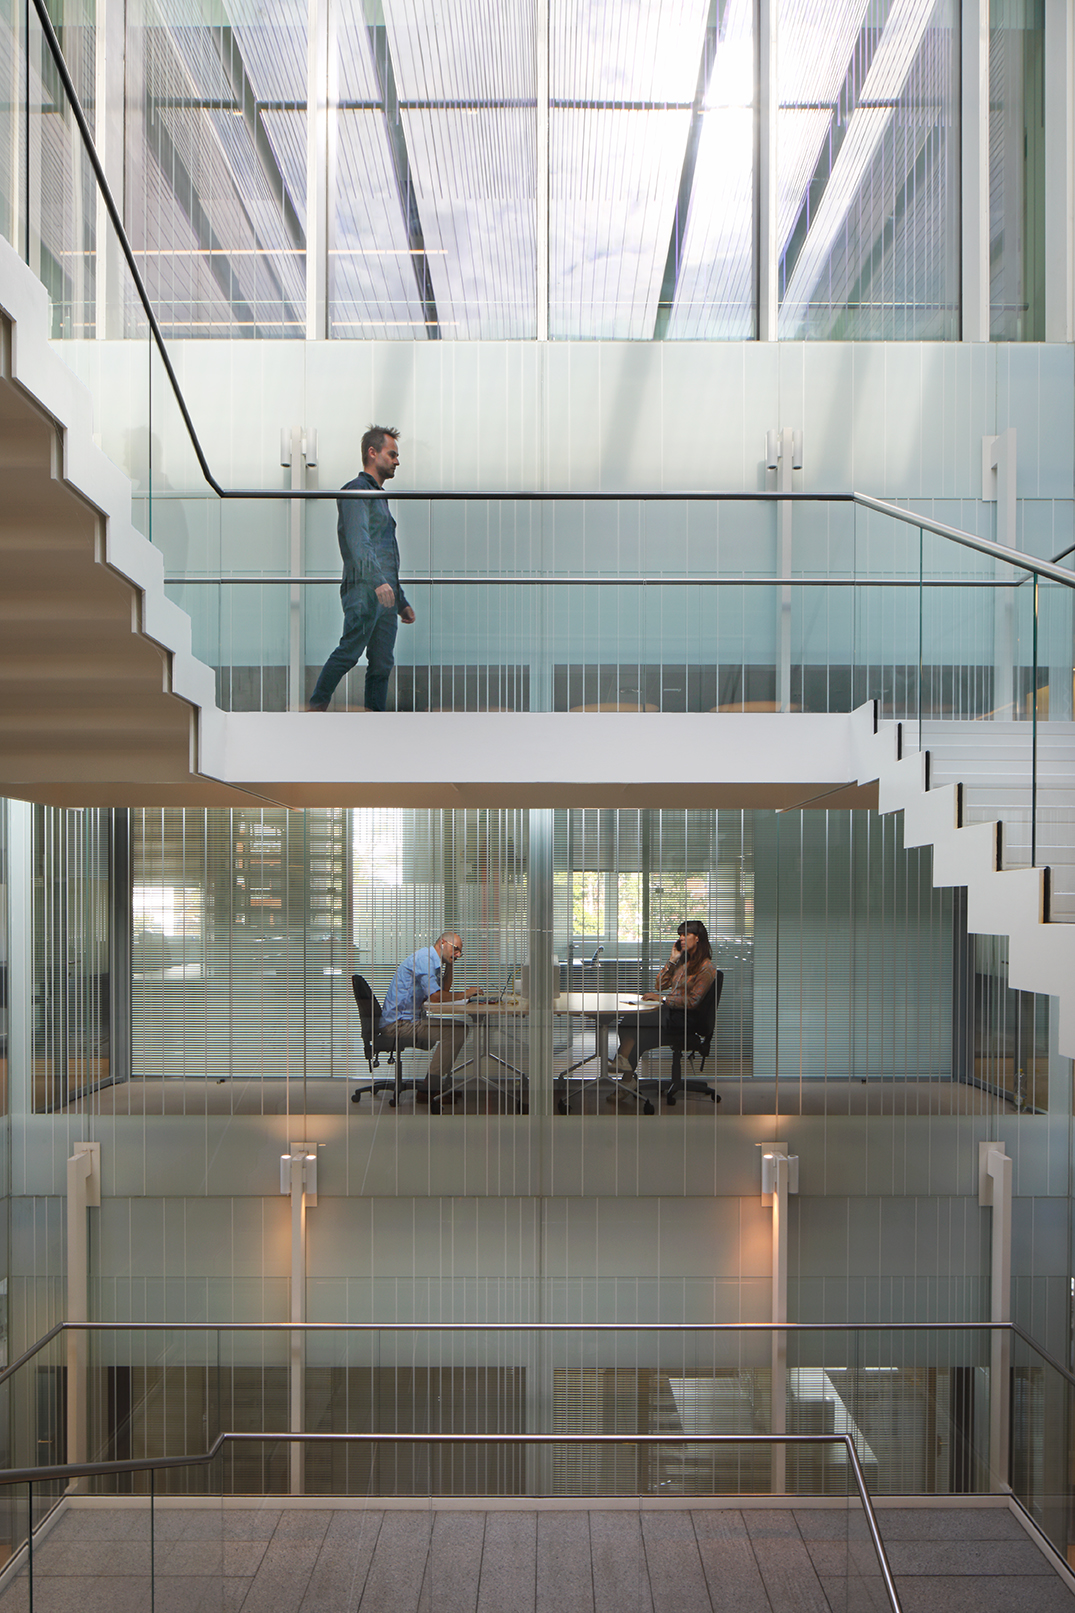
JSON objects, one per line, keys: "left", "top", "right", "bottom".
{"left": 923, "top": 719, "right": 1075, "bottom": 923}
{"left": 853, "top": 703, "right": 1075, "bottom": 1059}
{"left": 0, "top": 235, "right": 233, "bottom": 806}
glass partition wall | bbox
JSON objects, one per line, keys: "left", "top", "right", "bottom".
{"left": 7, "top": 799, "right": 1050, "bottom": 1119}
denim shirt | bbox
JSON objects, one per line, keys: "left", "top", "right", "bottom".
{"left": 336, "top": 471, "right": 410, "bottom": 611}
{"left": 381, "top": 945, "right": 442, "bottom": 1024}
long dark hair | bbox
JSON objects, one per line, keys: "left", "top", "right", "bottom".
{"left": 677, "top": 919, "right": 712, "bottom": 972}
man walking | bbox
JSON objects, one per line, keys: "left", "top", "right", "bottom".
{"left": 308, "top": 425, "right": 415, "bottom": 711}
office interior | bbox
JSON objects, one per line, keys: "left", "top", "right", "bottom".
{"left": 1, "top": 0, "right": 1075, "bottom": 1592}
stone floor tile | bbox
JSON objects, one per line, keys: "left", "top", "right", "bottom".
{"left": 898, "top": 1576, "right": 1075, "bottom": 1613}
{"left": 872, "top": 1508, "right": 1025, "bottom": 1541}
{"left": 748, "top": 1536, "right": 832, "bottom": 1613}
{"left": 791, "top": 1509, "right": 870, "bottom": 1543}
{"left": 816, "top": 1573, "right": 895, "bottom": 1613}
{"left": 299, "top": 1508, "right": 384, "bottom": 1613}
{"left": 536, "top": 1511, "right": 593, "bottom": 1613}
{"left": 419, "top": 1510, "right": 486, "bottom": 1613}
{"left": 154, "top": 1537, "right": 269, "bottom": 1577}
{"left": 589, "top": 1510, "right": 652, "bottom": 1613}
{"left": 640, "top": 1510, "right": 712, "bottom": 1613}
{"left": 150, "top": 1573, "right": 254, "bottom": 1613}
{"left": 28, "top": 1540, "right": 153, "bottom": 1578}
{"left": 477, "top": 1511, "right": 537, "bottom": 1613}
{"left": 239, "top": 1539, "right": 323, "bottom": 1613}
{"left": 358, "top": 1510, "right": 433, "bottom": 1613}
{"left": 269, "top": 1510, "right": 333, "bottom": 1544}
{"left": 691, "top": 1510, "right": 770, "bottom": 1613}
{"left": 887, "top": 1538, "right": 1054, "bottom": 1576}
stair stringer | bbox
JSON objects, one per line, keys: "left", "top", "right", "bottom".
{"left": 0, "top": 235, "right": 224, "bottom": 790}
{"left": 850, "top": 702, "right": 1075, "bottom": 1060}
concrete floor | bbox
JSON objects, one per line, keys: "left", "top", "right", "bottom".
{"left": 0, "top": 1501, "right": 1070, "bottom": 1613}
{"left": 63, "top": 1073, "right": 1003, "bottom": 1119}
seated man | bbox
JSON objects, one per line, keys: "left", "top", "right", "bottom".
{"left": 379, "top": 932, "right": 477, "bottom": 1099}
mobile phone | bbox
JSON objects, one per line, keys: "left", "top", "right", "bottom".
{"left": 673, "top": 938, "right": 682, "bottom": 953}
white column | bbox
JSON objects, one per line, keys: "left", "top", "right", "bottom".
{"left": 756, "top": 0, "right": 778, "bottom": 340}
{"left": 762, "top": 1145, "right": 798, "bottom": 1494}
{"left": 66, "top": 1141, "right": 101, "bottom": 1487}
{"left": 979, "top": 1142, "right": 1012, "bottom": 1490}
{"left": 1044, "top": 0, "right": 1074, "bottom": 343}
{"left": 961, "top": 0, "right": 991, "bottom": 341}
{"left": 536, "top": 0, "right": 549, "bottom": 341}
{"left": 6, "top": 802, "right": 33, "bottom": 1116}
{"left": 94, "top": 0, "right": 127, "bottom": 338}
{"left": 282, "top": 1146, "right": 318, "bottom": 1494}
{"left": 306, "top": 0, "right": 330, "bottom": 340}
{"left": 983, "top": 430, "right": 1018, "bottom": 716}
{"left": 283, "top": 428, "right": 316, "bottom": 711}
{"left": 529, "top": 809, "right": 555, "bottom": 1125}
{"left": 766, "top": 429, "right": 801, "bottom": 712}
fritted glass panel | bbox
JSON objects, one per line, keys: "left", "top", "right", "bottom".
{"left": 332, "top": 0, "right": 536, "bottom": 339}
{"left": 126, "top": 0, "right": 308, "bottom": 336}
{"left": 663, "top": 0, "right": 755, "bottom": 338}
{"left": 32, "top": 806, "right": 112, "bottom": 1112}
{"left": 989, "top": 0, "right": 1045, "bottom": 341}
{"left": 777, "top": 0, "right": 959, "bottom": 338}
{"left": 551, "top": 0, "right": 754, "bottom": 339}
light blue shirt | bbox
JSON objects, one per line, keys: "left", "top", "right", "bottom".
{"left": 381, "top": 945, "right": 442, "bottom": 1024}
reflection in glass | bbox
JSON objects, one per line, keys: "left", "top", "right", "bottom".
{"left": 777, "top": 0, "right": 959, "bottom": 339}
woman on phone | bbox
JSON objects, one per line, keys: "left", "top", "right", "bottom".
{"left": 610, "top": 920, "right": 717, "bottom": 1102}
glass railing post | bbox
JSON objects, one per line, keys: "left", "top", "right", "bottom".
{"left": 917, "top": 526, "right": 924, "bottom": 750}
{"left": 149, "top": 1465, "right": 155, "bottom": 1613}
{"left": 1031, "top": 577, "right": 1039, "bottom": 867}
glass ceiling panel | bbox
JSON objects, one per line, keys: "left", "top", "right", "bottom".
{"left": 552, "top": 0, "right": 709, "bottom": 101}
{"left": 665, "top": 0, "right": 754, "bottom": 338}
{"left": 226, "top": 0, "right": 307, "bottom": 101}
{"left": 386, "top": 0, "right": 534, "bottom": 100}
{"left": 549, "top": 0, "right": 710, "bottom": 340}
{"left": 113, "top": 0, "right": 966, "bottom": 341}
{"left": 262, "top": 110, "right": 307, "bottom": 236}
{"left": 127, "top": 0, "right": 307, "bottom": 336}
{"left": 777, "top": 0, "right": 958, "bottom": 338}
{"left": 331, "top": 110, "right": 429, "bottom": 336}
{"left": 402, "top": 108, "right": 536, "bottom": 338}
{"left": 550, "top": 107, "right": 691, "bottom": 339}
{"left": 384, "top": 0, "right": 537, "bottom": 338}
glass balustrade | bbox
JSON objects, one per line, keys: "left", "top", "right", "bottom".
{"left": 9, "top": 1320, "right": 1075, "bottom": 1609}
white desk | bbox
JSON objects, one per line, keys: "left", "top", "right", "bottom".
{"left": 426, "top": 999, "right": 531, "bottom": 1107}
{"left": 553, "top": 992, "right": 660, "bottom": 1082}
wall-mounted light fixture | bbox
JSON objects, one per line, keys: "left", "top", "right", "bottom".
{"left": 760, "top": 1147, "right": 799, "bottom": 1200}
{"left": 280, "top": 1148, "right": 318, "bottom": 1203}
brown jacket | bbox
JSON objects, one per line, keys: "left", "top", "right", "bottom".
{"left": 654, "top": 955, "right": 717, "bottom": 1011}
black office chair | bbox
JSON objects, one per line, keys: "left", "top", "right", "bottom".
{"left": 349, "top": 973, "right": 423, "bottom": 1107}
{"left": 638, "top": 970, "right": 724, "bottom": 1108}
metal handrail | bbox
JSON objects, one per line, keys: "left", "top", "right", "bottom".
{"left": 0, "top": 1430, "right": 902, "bottom": 1610}
{"left": 2, "top": 1317, "right": 1065, "bottom": 1387}
{"left": 165, "top": 573, "right": 1025, "bottom": 587}
{"left": 21, "top": 0, "right": 1075, "bottom": 603}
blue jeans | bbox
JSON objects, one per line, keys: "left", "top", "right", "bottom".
{"left": 310, "top": 581, "right": 398, "bottom": 709}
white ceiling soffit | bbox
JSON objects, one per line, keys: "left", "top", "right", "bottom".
{"left": 666, "top": 0, "right": 753, "bottom": 340}
{"left": 778, "top": 0, "right": 940, "bottom": 335}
